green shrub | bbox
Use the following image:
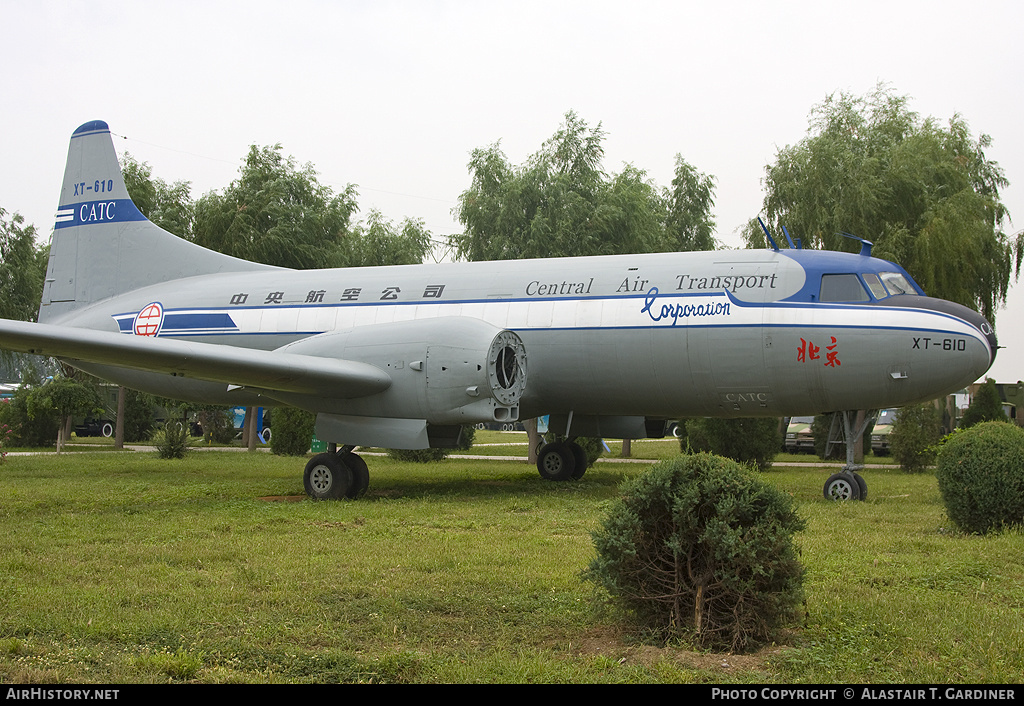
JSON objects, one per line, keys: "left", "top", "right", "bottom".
{"left": 122, "top": 389, "right": 155, "bottom": 443}
{"left": 387, "top": 426, "right": 478, "bottom": 463}
{"left": 678, "top": 418, "right": 712, "bottom": 454}
{"left": 584, "top": 453, "right": 806, "bottom": 652}
{"left": 388, "top": 446, "right": 450, "bottom": 463}
{"left": 155, "top": 418, "right": 190, "bottom": 459}
{"left": 936, "top": 421, "right": 1024, "bottom": 535}
{"left": 0, "top": 386, "right": 58, "bottom": 447}
{"left": 271, "top": 406, "right": 316, "bottom": 456}
{"left": 889, "top": 402, "right": 943, "bottom": 473}
{"left": 960, "top": 379, "right": 1006, "bottom": 429}
{"left": 196, "top": 407, "right": 236, "bottom": 445}
{"left": 680, "top": 417, "right": 781, "bottom": 470}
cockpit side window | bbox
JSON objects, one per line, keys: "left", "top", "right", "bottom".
{"left": 879, "top": 271, "right": 913, "bottom": 296}
{"left": 819, "top": 274, "right": 870, "bottom": 302}
{"left": 862, "top": 273, "right": 888, "bottom": 300}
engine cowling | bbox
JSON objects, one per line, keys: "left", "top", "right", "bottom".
{"left": 277, "top": 317, "right": 527, "bottom": 425}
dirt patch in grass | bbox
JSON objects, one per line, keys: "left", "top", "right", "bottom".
{"left": 572, "top": 625, "right": 787, "bottom": 672}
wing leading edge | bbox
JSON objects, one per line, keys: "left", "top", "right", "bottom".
{"left": 0, "top": 318, "right": 391, "bottom": 398}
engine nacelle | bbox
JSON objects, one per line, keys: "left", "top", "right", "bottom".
{"left": 277, "top": 317, "right": 527, "bottom": 425}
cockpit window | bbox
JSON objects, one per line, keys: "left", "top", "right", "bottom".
{"left": 819, "top": 274, "right": 870, "bottom": 302}
{"left": 879, "top": 271, "right": 913, "bottom": 296}
{"left": 862, "top": 273, "right": 888, "bottom": 300}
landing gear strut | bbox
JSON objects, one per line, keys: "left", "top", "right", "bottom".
{"left": 303, "top": 445, "right": 369, "bottom": 500}
{"left": 536, "top": 440, "right": 588, "bottom": 481}
{"left": 821, "top": 410, "right": 874, "bottom": 501}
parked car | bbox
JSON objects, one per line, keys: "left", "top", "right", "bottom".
{"left": 784, "top": 416, "right": 816, "bottom": 453}
{"left": 871, "top": 408, "right": 898, "bottom": 455}
{"left": 74, "top": 417, "right": 115, "bottom": 438}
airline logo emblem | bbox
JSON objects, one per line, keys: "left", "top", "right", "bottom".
{"left": 133, "top": 302, "right": 164, "bottom": 337}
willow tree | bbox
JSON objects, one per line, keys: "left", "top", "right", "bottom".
{"left": 193, "top": 144, "right": 359, "bottom": 270}
{"left": 452, "top": 111, "right": 716, "bottom": 262}
{"left": 755, "top": 85, "right": 1021, "bottom": 323}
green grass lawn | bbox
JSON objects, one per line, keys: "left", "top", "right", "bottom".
{"left": 0, "top": 445, "right": 1021, "bottom": 683}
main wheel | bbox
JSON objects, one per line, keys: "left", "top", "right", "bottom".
{"left": 823, "top": 472, "right": 862, "bottom": 501}
{"left": 568, "top": 442, "right": 588, "bottom": 480}
{"left": 345, "top": 453, "right": 370, "bottom": 499}
{"left": 304, "top": 453, "right": 352, "bottom": 500}
{"left": 853, "top": 473, "right": 868, "bottom": 501}
{"left": 537, "top": 442, "right": 576, "bottom": 481}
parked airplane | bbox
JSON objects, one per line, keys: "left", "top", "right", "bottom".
{"left": 0, "top": 121, "right": 998, "bottom": 501}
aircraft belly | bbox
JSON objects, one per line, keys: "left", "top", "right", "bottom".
{"left": 518, "top": 327, "right": 706, "bottom": 418}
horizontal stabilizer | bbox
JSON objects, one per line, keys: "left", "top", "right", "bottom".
{"left": 0, "top": 318, "right": 391, "bottom": 398}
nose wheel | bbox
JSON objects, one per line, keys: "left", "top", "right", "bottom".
{"left": 823, "top": 471, "right": 867, "bottom": 501}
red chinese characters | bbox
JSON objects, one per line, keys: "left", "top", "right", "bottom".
{"left": 798, "top": 336, "right": 840, "bottom": 367}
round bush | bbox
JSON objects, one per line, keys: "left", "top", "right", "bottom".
{"left": 387, "top": 425, "right": 477, "bottom": 462}
{"left": 271, "top": 406, "right": 316, "bottom": 456}
{"left": 936, "top": 421, "right": 1024, "bottom": 535}
{"left": 680, "top": 418, "right": 781, "bottom": 470}
{"left": 889, "top": 402, "right": 943, "bottom": 473}
{"left": 585, "top": 453, "right": 806, "bottom": 652}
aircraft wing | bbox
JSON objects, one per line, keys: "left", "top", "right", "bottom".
{"left": 0, "top": 318, "right": 391, "bottom": 398}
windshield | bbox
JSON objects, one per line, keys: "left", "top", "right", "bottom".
{"left": 879, "top": 271, "right": 913, "bottom": 296}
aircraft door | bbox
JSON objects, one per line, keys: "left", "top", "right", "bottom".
{"left": 705, "top": 263, "right": 777, "bottom": 415}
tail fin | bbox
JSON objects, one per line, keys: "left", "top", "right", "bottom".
{"left": 40, "top": 120, "right": 276, "bottom": 323}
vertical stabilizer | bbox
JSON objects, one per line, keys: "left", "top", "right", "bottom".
{"left": 40, "top": 120, "right": 277, "bottom": 323}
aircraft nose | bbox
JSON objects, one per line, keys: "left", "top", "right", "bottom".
{"left": 876, "top": 295, "right": 997, "bottom": 373}
{"left": 980, "top": 316, "right": 998, "bottom": 367}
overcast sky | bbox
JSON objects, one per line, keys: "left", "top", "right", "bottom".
{"left": 3, "top": 0, "right": 1022, "bottom": 382}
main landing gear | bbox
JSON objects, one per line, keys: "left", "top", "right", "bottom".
{"left": 303, "top": 444, "right": 369, "bottom": 500}
{"left": 536, "top": 440, "right": 588, "bottom": 481}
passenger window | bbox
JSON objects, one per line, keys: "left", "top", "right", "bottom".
{"left": 862, "top": 273, "right": 888, "bottom": 300}
{"left": 819, "top": 274, "right": 870, "bottom": 302}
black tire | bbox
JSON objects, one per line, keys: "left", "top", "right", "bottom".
{"left": 304, "top": 453, "right": 351, "bottom": 500}
{"left": 101, "top": 421, "right": 114, "bottom": 438}
{"left": 823, "top": 472, "right": 862, "bottom": 501}
{"left": 537, "top": 442, "right": 576, "bottom": 481}
{"left": 853, "top": 473, "right": 868, "bottom": 501}
{"left": 345, "top": 453, "right": 369, "bottom": 499}
{"left": 568, "top": 442, "right": 588, "bottom": 480}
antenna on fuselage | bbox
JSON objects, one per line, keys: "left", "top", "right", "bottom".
{"left": 781, "top": 225, "right": 801, "bottom": 249}
{"left": 839, "top": 232, "right": 874, "bottom": 257}
{"left": 757, "top": 217, "right": 780, "bottom": 252}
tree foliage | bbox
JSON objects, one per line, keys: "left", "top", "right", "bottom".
{"left": 0, "top": 385, "right": 58, "bottom": 447}
{"left": 121, "top": 154, "right": 195, "bottom": 239}
{"left": 347, "top": 209, "right": 433, "bottom": 267}
{"left": 680, "top": 417, "right": 781, "bottom": 470}
{"left": 754, "top": 85, "right": 1022, "bottom": 323}
{"left": 270, "top": 406, "right": 316, "bottom": 456}
{"left": 193, "top": 144, "right": 359, "bottom": 269}
{"left": 960, "top": 378, "right": 1007, "bottom": 429}
{"left": 0, "top": 207, "right": 47, "bottom": 323}
{"left": 889, "top": 402, "right": 943, "bottom": 473}
{"left": 26, "top": 376, "right": 103, "bottom": 453}
{"left": 451, "top": 111, "right": 716, "bottom": 261}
